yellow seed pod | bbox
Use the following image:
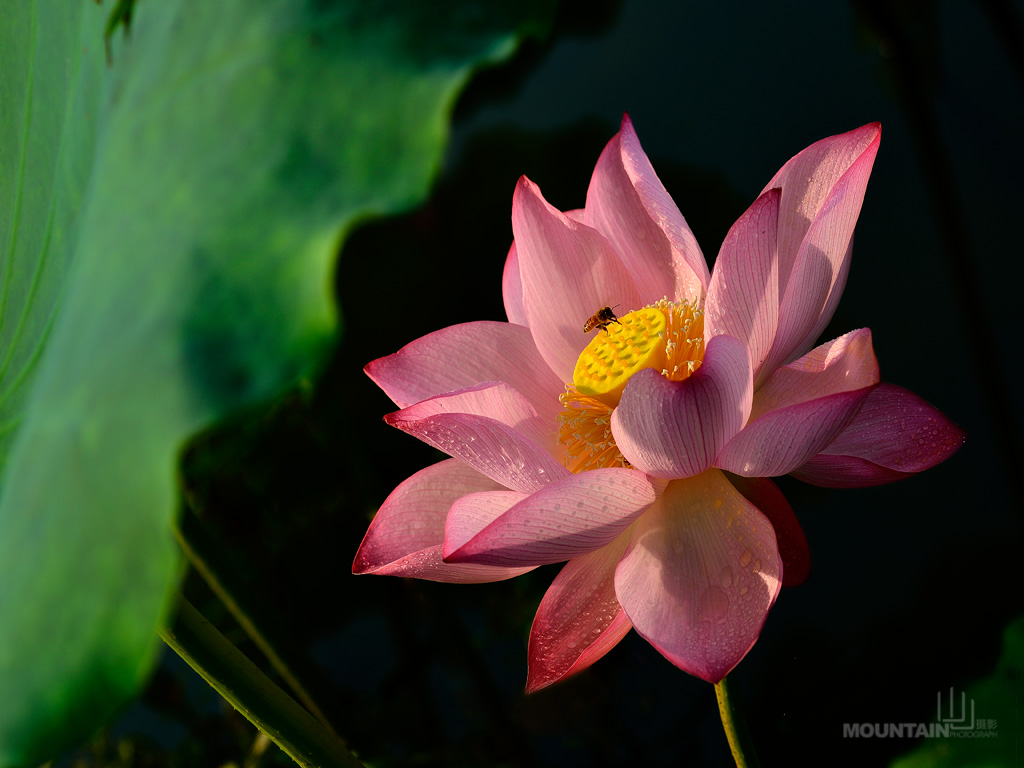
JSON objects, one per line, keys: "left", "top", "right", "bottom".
{"left": 573, "top": 307, "right": 669, "bottom": 405}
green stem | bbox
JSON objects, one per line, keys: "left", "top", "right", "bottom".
{"left": 715, "top": 676, "right": 761, "bottom": 768}
{"left": 160, "top": 594, "right": 364, "bottom": 768}
{"left": 173, "top": 515, "right": 338, "bottom": 738}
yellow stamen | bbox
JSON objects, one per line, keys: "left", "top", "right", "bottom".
{"left": 653, "top": 297, "right": 705, "bottom": 384}
{"left": 557, "top": 385, "right": 630, "bottom": 474}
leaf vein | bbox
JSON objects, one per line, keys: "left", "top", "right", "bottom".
{"left": 1, "top": 2, "right": 38, "bottom": 344}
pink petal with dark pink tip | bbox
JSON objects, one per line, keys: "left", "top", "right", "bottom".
{"left": 727, "top": 474, "right": 810, "bottom": 587}
{"left": 765, "top": 123, "right": 881, "bottom": 283}
{"left": 790, "top": 383, "right": 967, "bottom": 488}
{"left": 705, "top": 187, "right": 781, "bottom": 384}
{"left": 385, "top": 382, "right": 570, "bottom": 494}
{"left": 512, "top": 177, "right": 643, "bottom": 382}
{"left": 365, "top": 321, "right": 564, "bottom": 425}
{"left": 611, "top": 334, "right": 753, "bottom": 479}
{"left": 716, "top": 330, "right": 880, "bottom": 477}
{"left": 444, "top": 468, "right": 660, "bottom": 567}
{"left": 758, "top": 126, "right": 881, "bottom": 372}
{"left": 614, "top": 471, "right": 782, "bottom": 684}
{"left": 586, "top": 115, "right": 707, "bottom": 305}
{"left": 352, "top": 460, "right": 535, "bottom": 583}
{"left": 526, "top": 534, "right": 634, "bottom": 693}
{"left": 769, "top": 172, "right": 878, "bottom": 371}
{"left": 617, "top": 117, "right": 710, "bottom": 299}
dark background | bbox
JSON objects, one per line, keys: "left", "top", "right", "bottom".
{"left": 71, "top": 0, "right": 1023, "bottom": 766}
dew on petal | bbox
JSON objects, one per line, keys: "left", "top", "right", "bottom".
{"left": 697, "top": 586, "right": 730, "bottom": 623}
{"left": 720, "top": 566, "right": 734, "bottom": 588}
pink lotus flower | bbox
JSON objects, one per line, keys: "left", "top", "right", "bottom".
{"left": 353, "top": 117, "right": 964, "bottom": 690}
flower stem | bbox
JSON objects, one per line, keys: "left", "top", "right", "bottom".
{"left": 715, "top": 676, "right": 761, "bottom": 768}
{"left": 173, "top": 511, "right": 338, "bottom": 738}
{"left": 160, "top": 593, "right": 364, "bottom": 768}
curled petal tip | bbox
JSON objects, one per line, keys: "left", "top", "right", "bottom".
{"left": 512, "top": 175, "right": 535, "bottom": 202}
{"left": 841, "top": 122, "right": 881, "bottom": 143}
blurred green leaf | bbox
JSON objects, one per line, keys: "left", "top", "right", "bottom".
{"left": 891, "top": 614, "right": 1024, "bottom": 768}
{"left": 0, "top": 0, "right": 552, "bottom": 763}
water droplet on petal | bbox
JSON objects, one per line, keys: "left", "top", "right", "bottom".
{"left": 739, "top": 548, "right": 753, "bottom": 568}
{"left": 697, "top": 586, "right": 729, "bottom": 623}
{"left": 720, "top": 566, "right": 734, "bottom": 588}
